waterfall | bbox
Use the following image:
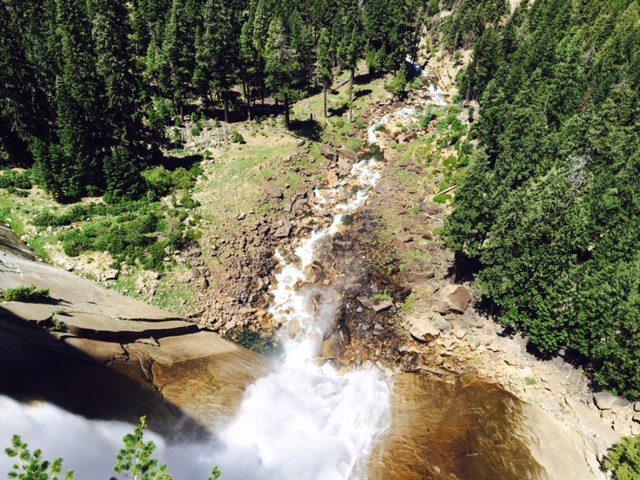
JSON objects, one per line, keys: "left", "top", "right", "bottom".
{"left": 0, "top": 64, "right": 447, "bottom": 480}
{"left": 210, "top": 148, "right": 390, "bottom": 480}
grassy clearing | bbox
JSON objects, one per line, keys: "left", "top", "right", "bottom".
{"left": 0, "top": 69, "right": 400, "bottom": 317}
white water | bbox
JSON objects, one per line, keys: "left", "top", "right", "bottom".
{"left": 212, "top": 152, "right": 389, "bottom": 480}
{"left": 0, "top": 65, "right": 448, "bottom": 480}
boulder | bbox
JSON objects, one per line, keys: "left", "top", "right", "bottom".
{"left": 337, "top": 158, "right": 352, "bottom": 178}
{"left": 372, "top": 300, "right": 393, "bottom": 312}
{"left": 357, "top": 296, "right": 374, "bottom": 310}
{"left": 409, "top": 317, "right": 440, "bottom": 343}
{"left": 405, "top": 270, "right": 434, "bottom": 284}
{"left": 320, "top": 144, "right": 338, "bottom": 161}
{"left": 263, "top": 182, "right": 284, "bottom": 199}
{"left": 337, "top": 147, "right": 359, "bottom": 164}
{"left": 437, "top": 284, "right": 472, "bottom": 314}
{"left": 321, "top": 330, "right": 349, "bottom": 359}
{"left": 593, "top": 392, "right": 630, "bottom": 410}
{"left": 273, "top": 222, "right": 292, "bottom": 239}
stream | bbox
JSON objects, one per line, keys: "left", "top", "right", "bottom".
{"left": 0, "top": 66, "right": 449, "bottom": 479}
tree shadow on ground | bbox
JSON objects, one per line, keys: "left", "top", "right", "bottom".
{"left": 354, "top": 88, "right": 373, "bottom": 100}
{"left": 159, "top": 154, "right": 204, "bottom": 171}
{"left": 328, "top": 104, "right": 349, "bottom": 117}
{"left": 289, "top": 119, "right": 322, "bottom": 141}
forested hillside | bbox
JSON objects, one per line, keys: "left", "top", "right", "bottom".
{"left": 443, "top": 0, "right": 640, "bottom": 397}
{"left": 0, "top": 0, "right": 430, "bottom": 202}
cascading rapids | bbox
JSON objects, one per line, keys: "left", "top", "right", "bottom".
{"left": 0, "top": 62, "right": 448, "bottom": 480}
{"left": 208, "top": 133, "right": 392, "bottom": 480}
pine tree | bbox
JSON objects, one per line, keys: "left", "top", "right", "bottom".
{"left": 240, "top": 19, "right": 258, "bottom": 119}
{"left": 344, "top": 25, "right": 362, "bottom": 121}
{"left": 195, "top": 0, "right": 241, "bottom": 123}
{"left": 264, "top": 16, "right": 302, "bottom": 128}
{"left": 316, "top": 27, "right": 333, "bottom": 118}
{"left": 288, "top": 11, "right": 314, "bottom": 89}
{"left": 46, "top": 0, "right": 104, "bottom": 200}
{"left": 162, "top": 0, "right": 197, "bottom": 115}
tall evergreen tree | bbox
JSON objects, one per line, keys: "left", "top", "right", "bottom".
{"left": 43, "top": 0, "right": 104, "bottom": 200}
{"left": 264, "top": 16, "right": 301, "bottom": 128}
{"left": 315, "top": 27, "right": 333, "bottom": 118}
{"left": 194, "top": 0, "right": 242, "bottom": 122}
{"left": 90, "top": 0, "right": 147, "bottom": 201}
{"left": 161, "top": 0, "right": 198, "bottom": 115}
{"left": 240, "top": 19, "right": 259, "bottom": 119}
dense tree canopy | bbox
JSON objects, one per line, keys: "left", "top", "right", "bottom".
{"left": 443, "top": 0, "right": 640, "bottom": 398}
{"left": 0, "top": 0, "right": 432, "bottom": 201}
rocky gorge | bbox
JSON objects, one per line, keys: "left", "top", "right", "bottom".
{"left": 0, "top": 60, "right": 635, "bottom": 480}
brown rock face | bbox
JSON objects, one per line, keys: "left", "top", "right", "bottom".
{"left": 336, "top": 147, "right": 359, "bottom": 164}
{"left": 437, "top": 284, "right": 472, "bottom": 314}
{"left": 368, "top": 374, "right": 545, "bottom": 480}
{"left": 0, "top": 243, "right": 271, "bottom": 436}
{"left": 409, "top": 317, "right": 440, "bottom": 342}
{"left": 320, "top": 143, "right": 338, "bottom": 161}
{"left": 263, "top": 182, "right": 284, "bottom": 199}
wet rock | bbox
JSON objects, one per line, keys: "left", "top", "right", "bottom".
{"left": 322, "top": 330, "right": 349, "bottom": 359}
{"left": 320, "top": 144, "right": 338, "bottom": 161}
{"left": 437, "top": 284, "right": 472, "bottom": 314}
{"left": 409, "top": 317, "right": 440, "bottom": 343}
{"left": 306, "top": 262, "right": 325, "bottom": 283}
{"left": 333, "top": 236, "right": 354, "bottom": 251}
{"left": 336, "top": 148, "right": 359, "bottom": 164}
{"left": 593, "top": 392, "right": 629, "bottom": 410}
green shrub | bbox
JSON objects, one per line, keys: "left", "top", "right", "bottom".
{"left": 433, "top": 193, "right": 452, "bottom": 204}
{"left": 409, "top": 78, "right": 423, "bottom": 90}
{"left": 605, "top": 436, "right": 640, "bottom": 480}
{"left": 384, "top": 67, "right": 408, "bottom": 98}
{"left": 143, "top": 166, "right": 174, "bottom": 198}
{"left": 179, "top": 192, "right": 200, "bottom": 209}
{"left": 231, "top": 131, "right": 245, "bottom": 144}
{"left": 453, "top": 50, "right": 464, "bottom": 66}
{"left": 345, "top": 137, "right": 362, "bottom": 153}
{"left": 48, "top": 316, "right": 67, "bottom": 333}
{"left": 171, "top": 167, "right": 195, "bottom": 190}
{"left": 141, "top": 241, "right": 167, "bottom": 271}
{"left": 3, "top": 285, "right": 51, "bottom": 302}
{"left": 0, "top": 169, "right": 32, "bottom": 190}
{"left": 34, "top": 205, "right": 89, "bottom": 227}
{"left": 60, "top": 227, "right": 98, "bottom": 257}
